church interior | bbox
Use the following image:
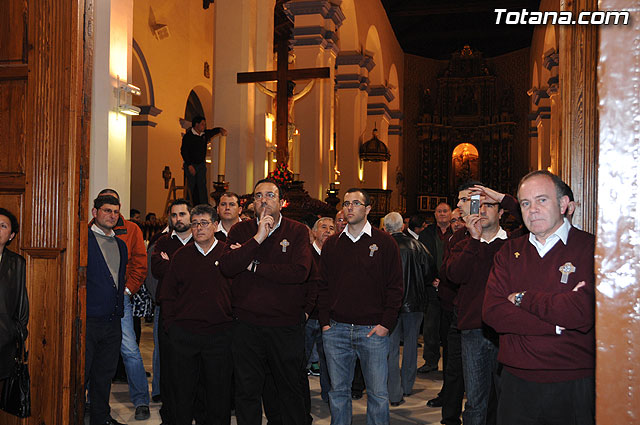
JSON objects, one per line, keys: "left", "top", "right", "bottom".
{"left": 0, "top": 0, "right": 638, "bottom": 423}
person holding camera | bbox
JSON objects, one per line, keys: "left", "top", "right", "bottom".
{"left": 443, "top": 181, "right": 522, "bottom": 425}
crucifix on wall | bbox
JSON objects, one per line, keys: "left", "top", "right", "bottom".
{"left": 237, "top": 31, "right": 330, "bottom": 166}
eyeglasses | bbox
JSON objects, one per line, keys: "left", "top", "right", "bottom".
{"left": 342, "top": 200, "right": 367, "bottom": 208}
{"left": 191, "top": 220, "right": 212, "bottom": 229}
{"left": 254, "top": 192, "right": 277, "bottom": 201}
{"left": 99, "top": 207, "right": 120, "bottom": 216}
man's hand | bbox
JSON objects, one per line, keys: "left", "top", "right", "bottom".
{"left": 305, "top": 313, "right": 309, "bottom": 321}
{"left": 573, "top": 281, "right": 586, "bottom": 291}
{"left": 322, "top": 325, "right": 331, "bottom": 332}
{"left": 367, "top": 325, "right": 389, "bottom": 338}
{"left": 432, "top": 278, "right": 440, "bottom": 288}
{"left": 229, "top": 243, "right": 241, "bottom": 250}
{"left": 507, "top": 292, "right": 519, "bottom": 304}
{"left": 471, "top": 185, "right": 505, "bottom": 204}
{"left": 253, "top": 210, "right": 274, "bottom": 244}
{"left": 160, "top": 251, "right": 169, "bottom": 261}
{"left": 188, "top": 165, "right": 196, "bottom": 176}
{"left": 464, "top": 214, "right": 482, "bottom": 240}
{"left": 220, "top": 128, "right": 228, "bottom": 136}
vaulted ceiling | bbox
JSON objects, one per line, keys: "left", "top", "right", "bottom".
{"left": 380, "top": 0, "right": 542, "bottom": 59}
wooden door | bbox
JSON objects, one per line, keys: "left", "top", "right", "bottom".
{"left": 0, "top": 0, "right": 92, "bottom": 423}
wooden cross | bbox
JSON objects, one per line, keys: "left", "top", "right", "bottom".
{"left": 237, "top": 34, "right": 330, "bottom": 165}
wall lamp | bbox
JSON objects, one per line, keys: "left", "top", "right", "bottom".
{"left": 116, "top": 76, "right": 142, "bottom": 116}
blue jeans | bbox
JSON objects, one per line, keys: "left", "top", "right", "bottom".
{"left": 121, "top": 294, "right": 150, "bottom": 407}
{"left": 323, "top": 320, "right": 390, "bottom": 425}
{"left": 387, "top": 312, "right": 423, "bottom": 402}
{"left": 305, "top": 318, "right": 330, "bottom": 401}
{"left": 461, "top": 328, "right": 499, "bottom": 425}
{"left": 151, "top": 305, "right": 160, "bottom": 397}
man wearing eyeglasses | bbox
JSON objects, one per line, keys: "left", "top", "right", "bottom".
{"left": 219, "top": 178, "right": 313, "bottom": 425}
{"left": 318, "top": 188, "right": 404, "bottom": 425}
{"left": 158, "top": 204, "right": 233, "bottom": 424}
{"left": 86, "top": 195, "right": 128, "bottom": 425}
{"left": 443, "top": 182, "right": 521, "bottom": 425}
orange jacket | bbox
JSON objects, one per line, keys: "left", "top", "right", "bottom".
{"left": 113, "top": 215, "right": 147, "bottom": 294}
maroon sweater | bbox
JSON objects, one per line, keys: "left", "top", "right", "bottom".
{"left": 307, "top": 248, "right": 321, "bottom": 320}
{"left": 438, "top": 228, "right": 466, "bottom": 312}
{"left": 445, "top": 194, "right": 521, "bottom": 330}
{"left": 150, "top": 233, "right": 190, "bottom": 290}
{"left": 483, "top": 227, "right": 595, "bottom": 383}
{"left": 218, "top": 216, "right": 313, "bottom": 326}
{"left": 318, "top": 226, "right": 404, "bottom": 331}
{"left": 158, "top": 241, "right": 233, "bottom": 334}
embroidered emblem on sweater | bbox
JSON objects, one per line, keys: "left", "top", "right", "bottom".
{"left": 514, "top": 252, "right": 520, "bottom": 258}
{"left": 280, "top": 239, "right": 290, "bottom": 253}
{"left": 559, "top": 262, "right": 576, "bottom": 284}
{"left": 369, "top": 244, "right": 378, "bottom": 257}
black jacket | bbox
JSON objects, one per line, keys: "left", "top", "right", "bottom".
{"left": 0, "top": 249, "right": 29, "bottom": 380}
{"left": 392, "top": 232, "right": 436, "bottom": 313}
{"left": 180, "top": 127, "right": 223, "bottom": 166}
{"left": 87, "top": 228, "right": 128, "bottom": 321}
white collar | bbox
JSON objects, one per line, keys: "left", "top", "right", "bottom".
{"left": 257, "top": 214, "right": 283, "bottom": 237}
{"left": 91, "top": 223, "right": 115, "bottom": 237}
{"left": 528, "top": 217, "right": 572, "bottom": 258}
{"left": 191, "top": 127, "right": 203, "bottom": 137}
{"left": 481, "top": 227, "right": 508, "bottom": 244}
{"left": 171, "top": 230, "right": 192, "bottom": 245}
{"left": 195, "top": 238, "right": 218, "bottom": 256}
{"left": 407, "top": 228, "right": 420, "bottom": 240}
{"left": 216, "top": 221, "right": 228, "bottom": 236}
{"left": 312, "top": 241, "right": 322, "bottom": 255}
{"left": 340, "top": 221, "right": 372, "bottom": 243}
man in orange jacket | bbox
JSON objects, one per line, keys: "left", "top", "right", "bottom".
{"left": 96, "top": 189, "right": 151, "bottom": 420}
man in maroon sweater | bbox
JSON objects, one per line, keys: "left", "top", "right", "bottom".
{"left": 446, "top": 182, "right": 521, "bottom": 425}
{"left": 483, "top": 171, "right": 595, "bottom": 425}
{"left": 150, "top": 199, "right": 193, "bottom": 424}
{"left": 215, "top": 191, "right": 242, "bottom": 242}
{"left": 218, "top": 179, "right": 313, "bottom": 425}
{"left": 319, "top": 188, "right": 404, "bottom": 425}
{"left": 158, "top": 204, "right": 233, "bottom": 425}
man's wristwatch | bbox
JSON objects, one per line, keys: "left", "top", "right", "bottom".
{"left": 514, "top": 291, "right": 526, "bottom": 307}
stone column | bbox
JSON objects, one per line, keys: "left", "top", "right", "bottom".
{"left": 89, "top": 0, "right": 134, "bottom": 212}
{"left": 335, "top": 50, "right": 374, "bottom": 191}
{"left": 289, "top": 0, "right": 343, "bottom": 200}
{"left": 213, "top": 0, "right": 274, "bottom": 194}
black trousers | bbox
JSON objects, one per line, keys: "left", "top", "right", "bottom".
{"left": 232, "top": 320, "right": 307, "bottom": 425}
{"left": 422, "top": 297, "right": 442, "bottom": 367}
{"left": 498, "top": 370, "right": 594, "bottom": 425}
{"left": 85, "top": 318, "right": 122, "bottom": 425}
{"left": 441, "top": 312, "right": 465, "bottom": 425}
{"left": 158, "top": 311, "right": 176, "bottom": 424}
{"left": 168, "top": 324, "right": 233, "bottom": 425}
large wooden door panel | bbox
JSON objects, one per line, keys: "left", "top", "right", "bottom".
{"left": 0, "top": 0, "right": 89, "bottom": 423}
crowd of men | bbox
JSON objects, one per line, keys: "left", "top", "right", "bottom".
{"left": 84, "top": 169, "right": 594, "bottom": 425}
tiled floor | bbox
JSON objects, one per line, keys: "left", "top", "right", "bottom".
{"left": 103, "top": 322, "right": 448, "bottom": 424}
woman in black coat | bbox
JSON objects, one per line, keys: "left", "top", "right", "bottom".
{"left": 0, "top": 208, "right": 28, "bottom": 390}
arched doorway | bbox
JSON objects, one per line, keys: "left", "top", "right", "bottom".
{"left": 184, "top": 90, "right": 206, "bottom": 124}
